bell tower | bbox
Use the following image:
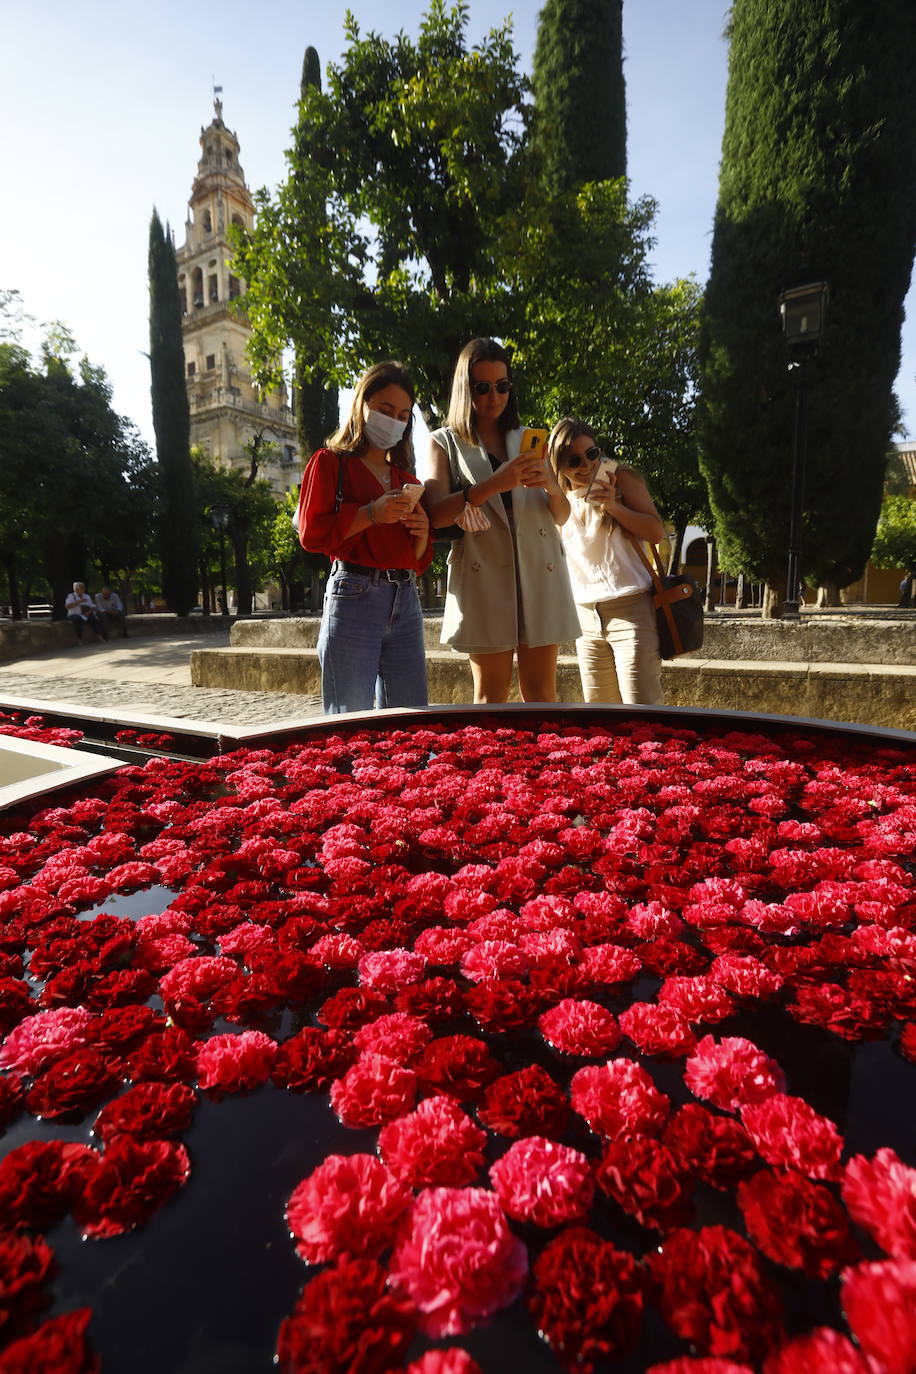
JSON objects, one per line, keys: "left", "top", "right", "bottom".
{"left": 175, "top": 96, "right": 299, "bottom": 493}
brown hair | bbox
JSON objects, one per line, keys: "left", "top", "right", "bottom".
{"left": 327, "top": 361, "right": 416, "bottom": 470}
{"left": 445, "top": 337, "right": 520, "bottom": 444}
{"left": 547, "top": 417, "right": 598, "bottom": 493}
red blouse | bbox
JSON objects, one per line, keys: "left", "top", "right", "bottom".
{"left": 297, "top": 449, "right": 433, "bottom": 574}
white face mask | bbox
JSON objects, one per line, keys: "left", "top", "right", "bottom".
{"left": 364, "top": 406, "right": 408, "bottom": 451}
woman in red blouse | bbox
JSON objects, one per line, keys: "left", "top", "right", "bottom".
{"left": 297, "top": 361, "right": 432, "bottom": 714}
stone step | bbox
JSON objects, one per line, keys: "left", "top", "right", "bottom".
{"left": 229, "top": 612, "right": 916, "bottom": 665}
{"left": 189, "top": 644, "right": 916, "bottom": 732}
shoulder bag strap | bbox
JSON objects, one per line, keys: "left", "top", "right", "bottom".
{"left": 628, "top": 534, "right": 686, "bottom": 658}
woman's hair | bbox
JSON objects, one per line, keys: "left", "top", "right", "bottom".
{"left": 446, "top": 337, "right": 520, "bottom": 444}
{"left": 327, "top": 361, "right": 416, "bottom": 470}
{"left": 547, "top": 417, "right": 598, "bottom": 493}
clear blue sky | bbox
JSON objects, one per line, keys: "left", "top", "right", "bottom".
{"left": 3, "top": 0, "right": 915, "bottom": 449}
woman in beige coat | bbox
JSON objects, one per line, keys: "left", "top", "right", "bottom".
{"left": 425, "top": 339, "right": 579, "bottom": 703}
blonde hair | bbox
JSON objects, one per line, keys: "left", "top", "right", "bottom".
{"left": 547, "top": 417, "right": 598, "bottom": 493}
{"left": 326, "top": 361, "right": 416, "bottom": 471}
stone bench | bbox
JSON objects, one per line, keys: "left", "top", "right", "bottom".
{"left": 188, "top": 642, "right": 916, "bottom": 732}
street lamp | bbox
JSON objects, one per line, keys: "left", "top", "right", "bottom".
{"left": 778, "top": 279, "right": 829, "bottom": 619}
{"left": 210, "top": 504, "right": 231, "bottom": 617}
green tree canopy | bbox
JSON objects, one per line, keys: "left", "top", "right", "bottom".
{"left": 698, "top": 0, "right": 916, "bottom": 610}
{"left": 871, "top": 495, "right": 916, "bottom": 574}
{"left": 531, "top": 0, "right": 626, "bottom": 191}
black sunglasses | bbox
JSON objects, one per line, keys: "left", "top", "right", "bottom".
{"left": 472, "top": 379, "right": 512, "bottom": 396}
{"left": 564, "top": 446, "right": 600, "bottom": 469}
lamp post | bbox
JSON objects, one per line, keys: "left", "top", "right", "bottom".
{"left": 778, "top": 279, "right": 829, "bottom": 619}
{"left": 210, "top": 504, "right": 231, "bottom": 617}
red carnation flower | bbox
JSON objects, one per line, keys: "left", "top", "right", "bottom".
{"left": 648, "top": 1360, "right": 753, "bottom": 1374}
{"left": 618, "top": 1001, "right": 696, "bottom": 1058}
{"left": 539, "top": 998, "right": 621, "bottom": 1057}
{"left": 276, "top": 1257, "right": 416, "bottom": 1374}
{"left": 842, "top": 1148, "right": 916, "bottom": 1260}
{"left": 761, "top": 1325, "right": 870, "bottom": 1374}
{"left": 477, "top": 1064, "right": 570, "bottom": 1139}
{"left": 708, "top": 954, "right": 784, "bottom": 1000}
{"left": 395, "top": 976, "right": 465, "bottom": 1021}
{"left": 73, "top": 1137, "right": 190, "bottom": 1239}
{"left": 196, "top": 1030, "right": 276, "bottom": 1095}
{"left": 286, "top": 1153, "right": 411, "bottom": 1263}
{"left": 658, "top": 975, "right": 736, "bottom": 1025}
{"left": 528, "top": 1226, "right": 644, "bottom": 1372}
{"left": 902, "top": 1022, "right": 916, "bottom": 1063}
{"left": 0, "top": 1140, "right": 96, "bottom": 1231}
{"left": 412, "top": 925, "right": 474, "bottom": 965}
{"left": 596, "top": 1135, "right": 694, "bottom": 1232}
{"left": 490, "top": 1136, "right": 593, "bottom": 1227}
{"left": 0, "top": 1229, "right": 55, "bottom": 1335}
{"left": 649, "top": 1225, "right": 783, "bottom": 1362}
{"left": 842, "top": 1258, "right": 916, "bottom": 1374}
{"left": 464, "top": 979, "right": 539, "bottom": 1031}
{"left": 389, "top": 1186, "right": 527, "bottom": 1337}
{"left": 570, "top": 1058, "right": 670, "bottom": 1138}
{"left": 330, "top": 1052, "right": 417, "bottom": 1127}
{"left": 0, "top": 1307, "right": 99, "bottom": 1374}
{"left": 379, "top": 1096, "right": 487, "bottom": 1187}
{"left": 26, "top": 1047, "right": 124, "bottom": 1120}
{"left": 92, "top": 1081, "right": 196, "bottom": 1143}
{"left": 579, "top": 943, "right": 643, "bottom": 985}
{"left": 352, "top": 1011, "right": 431, "bottom": 1063}
{"left": 736, "top": 1168, "right": 857, "bottom": 1277}
{"left": 684, "top": 1035, "right": 785, "bottom": 1113}
{"left": 127, "top": 1026, "right": 197, "bottom": 1084}
{"left": 316, "top": 986, "right": 389, "bottom": 1030}
{"left": 415, "top": 1035, "right": 499, "bottom": 1102}
{"left": 741, "top": 1094, "right": 844, "bottom": 1180}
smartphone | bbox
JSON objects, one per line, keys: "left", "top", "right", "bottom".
{"left": 583, "top": 457, "right": 618, "bottom": 501}
{"left": 518, "top": 427, "right": 548, "bottom": 454}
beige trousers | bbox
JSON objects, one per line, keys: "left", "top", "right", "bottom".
{"left": 574, "top": 591, "right": 664, "bottom": 705}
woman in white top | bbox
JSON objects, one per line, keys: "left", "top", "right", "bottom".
{"left": 547, "top": 417, "right": 666, "bottom": 705}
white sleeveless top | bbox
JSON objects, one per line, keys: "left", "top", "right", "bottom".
{"left": 560, "top": 492, "right": 652, "bottom": 605}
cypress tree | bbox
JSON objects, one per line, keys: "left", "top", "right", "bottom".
{"left": 148, "top": 209, "right": 198, "bottom": 615}
{"left": 698, "top": 0, "right": 916, "bottom": 610}
{"left": 531, "top": 0, "right": 626, "bottom": 191}
{"left": 293, "top": 46, "right": 338, "bottom": 455}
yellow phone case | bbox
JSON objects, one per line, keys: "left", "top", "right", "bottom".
{"left": 519, "top": 428, "right": 548, "bottom": 453}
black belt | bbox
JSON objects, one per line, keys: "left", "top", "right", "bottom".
{"left": 332, "top": 560, "right": 414, "bottom": 583}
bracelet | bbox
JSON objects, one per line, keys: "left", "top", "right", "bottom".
{"left": 367, "top": 501, "right": 377, "bottom": 525}
{"left": 465, "top": 484, "right": 477, "bottom": 508}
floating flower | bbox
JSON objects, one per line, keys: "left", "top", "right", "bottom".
{"left": 737, "top": 1168, "right": 857, "bottom": 1277}
{"left": 741, "top": 1095, "right": 844, "bottom": 1180}
{"left": 415, "top": 1035, "right": 500, "bottom": 1102}
{"left": 528, "top": 1226, "right": 644, "bottom": 1371}
{"left": 684, "top": 1035, "right": 786, "bottom": 1113}
{"left": 92, "top": 1081, "right": 197, "bottom": 1143}
{"left": 276, "top": 1257, "right": 415, "bottom": 1374}
{"left": 570, "top": 1058, "right": 670, "bottom": 1138}
{"left": 649, "top": 1226, "right": 783, "bottom": 1362}
{"left": 379, "top": 1097, "right": 487, "bottom": 1187}
{"left": 841, "top": 1258, "right": 916, "bottom": 1374}
{"left": 596, "top": 1135, "right": 694, "bottom": 1232}
{"left": 539, "top": 998, "right": 621, "bottom": 1057}
{"left": 406, "top": 1351, "right": 483, "bottom": 1374}
{"left": 358, "top": 947, "right": 426, "bottom": 992}
{"left": 490, "top": 1136, "right": 593, "bottom": 1227}
{"left": 330, "top": 1052, "right": 417, "bottom": 1127}
{"left": 196, "top": 1030, "right": 276, "bottom": 1095}
{"left": 842, "top": 1148, "right": 916, "bottom": 1260}
{"left": 389, "top": 1187, "right": 527, "bottom": 1337}
{"left": 618, "top": 1001, "right": 696, "bottom": 1057}
{"left": 0, "top": 1005, "right": 93, "bottom": 1075}
{"left": 761, "top": 1326, "right": 870, "bottom": 1374}
{"left": 477, "top": 1064, "right": 570, "bottom": 1140}
{"left": 285, "top": 1154, "right": 411, "bottom": 1263}
{"left": 73, "top": 1137, "right": 190, "bottom": 1239}
{"left": 0, "top": 1307, "right": 99, "bottom": 1374}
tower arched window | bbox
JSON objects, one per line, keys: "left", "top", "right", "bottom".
{"left": 192, "top": 267, "right": 204, "bottom": 309}
{"left": 202, "top": 209, "right": 212, "bottom": 234}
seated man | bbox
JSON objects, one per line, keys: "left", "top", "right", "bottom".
{"left": 65, "top": 581, "right": 105, "bottom": 643}
{"left": 95, "top": 586, "right": 128, "bottom": 638}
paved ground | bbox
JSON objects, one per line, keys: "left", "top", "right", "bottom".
{"left": 0, "top": 631, "right": 323, "bottom": 727}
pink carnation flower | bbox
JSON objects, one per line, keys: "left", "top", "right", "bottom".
{"left": 285, "top": 1153, "right": 411, "bottom": 1263}
{"left": 406, "top": 1351, "right": 483, "bottom": 1374}
{"left": 196, "top": 1030, "right": 277, "bottom": 1093}
{"left": 842, "top": 1148, "right": 916, "bottom": 1259}
{"left": 0, "top": 1006, "right": 93, "bottom": 1074}
{"left": 684, "top": 1035, "right": 786, "bottom": 1112}
{"left": 657, "top": 976, "right": 735, "bottom": 1025}
{"left": 310, "top": 933, "right": 365, "bottom": 969}
{"left": 358, "top": 947, "right": 426, "bottom": 992}
{"left": 490, "top": 1136, "right": 593, "bottom": 1227}
{"left": 842, "top": 1258, "right": 916, "bottom": 1374}
{"left": 352, "top": 1012, "right": 431, "bottom": 1062}
{"left": 741, "top": 1094, "right": 844, "bottom": 1180}
{"left": 539, "top": 999, "right": 621, "bottom": 1057}
{"left": 389, "top": 1187, "right": 528, "bottom": 1337}
{"left": 618, "top": 1002, "right": 696, "bottom": 1058}
{"left": 460, "top": 940, "right": 528, "bottom": 983}
{"left": 379, "top": 1097, "right": 487, "bottom": 1187}
{"left": 330, "top": 1052, "right": 417, "bottom": 1127}
{"left": 708, "top": 954, "right": 784, "bottom": 1000}
{"left": 570, "top": 1058, "right": 670, "bottom": 1138}
{"left": 648, "top": 1360, "right": 754, "bottom": 1374}
{"left": 580, "top": 943, "right": 642, "bottom": 985}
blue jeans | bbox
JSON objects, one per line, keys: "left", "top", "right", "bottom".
{"left": 317, "top": 567, "right": 428, "bottom": 714}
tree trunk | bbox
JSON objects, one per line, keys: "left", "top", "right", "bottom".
{"left": 704, "top": 538, "right": 718, "bottom": 613}
{"left": 735, "top": 574, "right": 747, "bottom": 609}
{"left": 2, "top": 554, "right": 23, "bottom": 620}
{"left": 667, "top": 524, "right": 686, "bottom": 574}
{"left": 815, "top": 580, "right": 840, "bottom": 608}
{"left": 762, "top": 580, "right": 786, "bottom": 619}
